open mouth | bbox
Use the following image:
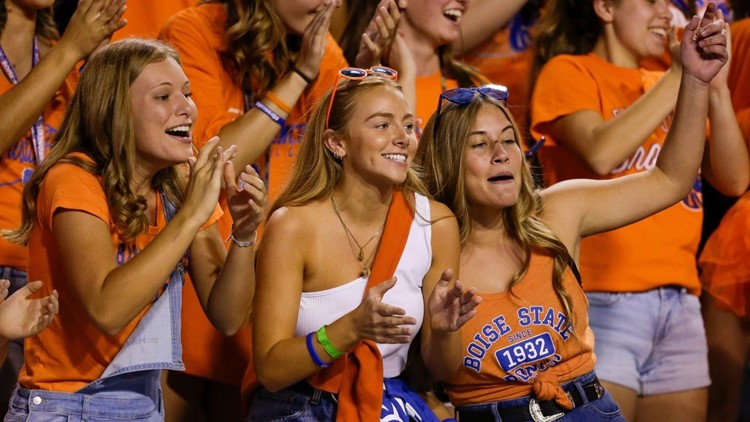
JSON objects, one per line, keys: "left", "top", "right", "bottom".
{"left": 383, "top": 153, "right": 407, "bottom": 164}
{"left": 648, "top": 27, "right": 668, "bottom": 39}
{"left": 488, "top": 174, "right": 513, "bottom": 182}
{"left": 165, "top": 125, "right": 191, "bottom": 140}
{"left": 443, "top": 8, "right": 462, "bottom": 23}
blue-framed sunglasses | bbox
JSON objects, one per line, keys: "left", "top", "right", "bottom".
{"left": 433, "top": 84, "right": 509, "bottom": 136}
{"left": 325, "top": 66, "right": 398, "bottom": 129}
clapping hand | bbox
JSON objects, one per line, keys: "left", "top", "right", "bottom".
{"left": 427, "top": 269, "right": 481, "bottom": 333}
{"left": 224, "top": 163, "right": 267, "bottom": 241}
{"left": 681, "top": 2, "right": 729, "bottom": 85}
{"left": 0, "top": 280, "right": 59, "bottom": 340}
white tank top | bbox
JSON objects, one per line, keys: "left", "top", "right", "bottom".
{"left": 295, "top": 193, "right": 433, "bottom": 378}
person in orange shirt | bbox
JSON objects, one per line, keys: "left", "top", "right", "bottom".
{"left": 0, "top": 0, "right": 125, "bottom": 414}
{"left": 530, "top": 1, "right": 748, "bottom": 421}
{"left": 416, "top": 8, "right": 728, "bottom": 420}
{"left": 158, "top": 0, "right": 403, "bottom": 419}
{"left": 251, "top": 68, "right": 479, "bottom": 421}
{"left": 458, "top": 0, "right": 543, "bottom": 131}
{"left": 698, "top": 3, "right": 750, "bottom": 421}
{"left": 1, "top": 38, "right": 265, "bottom": 421}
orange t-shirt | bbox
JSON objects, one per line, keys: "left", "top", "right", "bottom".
{"left": 20, "top": 157, "right": 220, "bottom": 391}
{"left": 463, "top": 11, "right": 536, "bottom": 127}
{"left": 415, "top": 71, "right": 458, "bottom": 138}
{"left": 111, "top": 0, "right": 195, "bottom": 41}
{"left": 531, "top": 53, "right": 702, "bottom": 294}
{"left": 159, "top": 3, "right": 347, "bottom": 385}
{"left": 0, "top": 70, "right": 77, "bottom": 271}
{"left": 445, "top": 252, "right": 595, "bottom": 406}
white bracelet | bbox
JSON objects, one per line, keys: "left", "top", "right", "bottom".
{"left": 229, "top": 230, "right": 257, "bottom": 248}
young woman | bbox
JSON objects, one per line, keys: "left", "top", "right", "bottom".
{"left": 251, "top": 69, "right": 480, "bottom": 421}
{"left": 2, "top": 38, "right": 265, "bottom": 421}
{"left": 0, "top": 0, "right": 125, "bottom": 412}
{"left": 158, "top": 2, "right": 399, "bottom": 418}
{"left": 416, "top": 5, "right": 728, "bottom": 421}
{"left": 529, "top": 1, "right": 747, "bottom": 419}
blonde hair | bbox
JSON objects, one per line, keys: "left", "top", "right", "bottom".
{"left": 417, "top": 95, "right": 575, "bottom": 320}
{"left": 4, "top": 39, "right": 187, "bottom": 245}
{"left": 270, "top": 76, "right": 429, "bottom": 215}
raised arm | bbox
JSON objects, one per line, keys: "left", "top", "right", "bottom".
{"left": 701, "top": 10, "right": 750, "bottom": 196}
{"left": 542, "top": 6, "right": 728, "bottom": 249}
{"left": 0, "top": 0, "right": 126, "bottom": 154}
{"left": 160, "top": 2, "right": 337, "bottom": 178}
{"left": 542, "top": 31, "right": 683, "bottom": 175}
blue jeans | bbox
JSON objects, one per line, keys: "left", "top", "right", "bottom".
{"left": 4, "top": 385, "right": 163, "bottom": 421}
{"left": 247, "top": 382, "right": 337, "bottom": 421}
{"left": 456, "top": 371, "right": 625, "bottom": 422}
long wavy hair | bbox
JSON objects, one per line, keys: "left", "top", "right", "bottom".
{"left": 270, "top": 76, "right": 429, "bottom": 216}
{"left": 416, "top": 95, "right": 575, "bottom": 319}
{"left": 202, "top": 0, "right": 295, "bottom": 102}
{"left": 0, "top": 1, "right": 59, "bottom": 45}
{"left": 4, "top": 39, "right": 187, "bottom": 245}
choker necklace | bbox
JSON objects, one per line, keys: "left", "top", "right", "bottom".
{"left": 331, "top": 195, "right": 384, "bottom": 277}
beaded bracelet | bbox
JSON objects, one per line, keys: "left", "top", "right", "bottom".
{"left": 229, "top": 231, "right": 256, "bottom": 248}
{"left": 316, "top": 326, "right": 343, "bottom": 359}
{"left": 254, "top": 100, "right": 285, "bottom": 127}
{"left": 290, "top": 65, "right": 314, "bottom": 85}
{"left": 264, "top": 91, "right": 292, "bottom": 115}
{"left": 306, "top": 331, "right": 330, "bottom": 368}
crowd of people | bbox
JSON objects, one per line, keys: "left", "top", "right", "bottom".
{"left": 0, "top": 0, "right": 747, "bottom": 421}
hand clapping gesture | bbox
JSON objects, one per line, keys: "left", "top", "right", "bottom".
{"left": 0, "top": 280, "right": 58, "bottom": 340}
{"left": 427, "top": 269, "right": 481, "bottom": 333}
{"left": 682, "top": 2, "right": 729, "bottom": 84}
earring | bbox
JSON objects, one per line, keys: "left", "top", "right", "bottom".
{"left": 333, "top": 151, "right": 343, "bottom": 160}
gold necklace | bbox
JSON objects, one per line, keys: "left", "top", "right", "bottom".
{"left": 331, "top": 195, "right": 384, "bottom": 277}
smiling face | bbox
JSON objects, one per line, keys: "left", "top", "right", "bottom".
{"left": 130, "top": 58, "right": 196, "bottom": 176}
{"left": 401, "top": 0, "right": 469, "bottom": 48}
{"left": 604, "top": 0, "right": 673, "bottom": 63}
{"left": 462, "top": 104, "right": 523, "bottom": 211}
{"left": 336, "top": 84, "right": 417, "bottom": 187}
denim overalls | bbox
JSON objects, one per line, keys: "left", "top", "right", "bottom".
{"left": 5, "top": 195, "right": 187, "bottom": 422}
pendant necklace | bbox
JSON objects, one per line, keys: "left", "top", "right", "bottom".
{"left": 331, "top": 195, "right": 384, "bottom": 277}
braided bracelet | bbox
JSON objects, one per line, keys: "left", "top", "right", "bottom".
{"left": 228, "top": 230, "right": 257, "bottom": 248}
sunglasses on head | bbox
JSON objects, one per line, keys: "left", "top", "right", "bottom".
{"left": 433, "top": 84, "right": 509, "bottom": 137}
{"left": 325, "top": 66, "right": 399, "bottom": 130}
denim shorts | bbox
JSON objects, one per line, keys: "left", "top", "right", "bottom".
{"left": 4, "top": 386, "right": 163, "bottom": 421}
{"left": 587, "top": 287, "right": 710, "bottom": 395}
{"left": 456, "top": 371, "right": 624, "bottom": 422}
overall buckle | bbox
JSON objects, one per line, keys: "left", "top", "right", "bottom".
{"left": 528, "top": 398, "right": 565, "bottom": 422}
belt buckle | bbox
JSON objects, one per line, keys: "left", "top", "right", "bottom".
{"left": 528, "top": 398, "right": 565, "bottom": 422}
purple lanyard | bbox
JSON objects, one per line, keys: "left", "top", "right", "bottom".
{"left": 0, "top": 37, "right": 45, "bottom": 164}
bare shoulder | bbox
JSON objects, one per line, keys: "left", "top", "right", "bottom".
{"left": 427, "top": 199, "right": 457, "bottom": 222}
{"left": 264, "top": 203, "right": 322, "bottom": 242}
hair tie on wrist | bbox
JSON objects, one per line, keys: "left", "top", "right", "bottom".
{"left": 264, "top": 91, "right": 292, "bottom": 114}
{"left": 291, "top": 65, "right": 314, "bottom": 85}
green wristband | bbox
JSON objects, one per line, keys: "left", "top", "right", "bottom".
{"left": 316, "top": 326, "right": 343, "bottom": 359}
